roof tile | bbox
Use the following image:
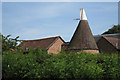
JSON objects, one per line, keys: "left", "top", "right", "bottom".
{"left": 103, "top": 37, "right": 120, "bottom": 49}
{"left": 19, "top": 36, "right": 63, "bottom": 50}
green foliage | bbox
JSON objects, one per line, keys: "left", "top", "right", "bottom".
{"left": 102, "top": 25, "right": 120, "bottom": 34}
{"left": 2, "top": 48, "right": 120, "bottom": 79}
{"left": 2, "top": 34, "right": 20, "bottom": 52}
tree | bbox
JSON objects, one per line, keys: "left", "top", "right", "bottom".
{"left": 102, "top": 25, "right": 120, "bottom": 34}
{"left": 2, "top": 34, "right": 20, "bottom": 52}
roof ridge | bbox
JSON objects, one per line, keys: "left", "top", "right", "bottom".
{"left": 24, "top": 36, "right": 60, "bottom": 42}
{"left": 18, "top": 36, "right": 65, "bottom": 51}
{"left": 103, "top": 36, "right": 119, "bottom": 40}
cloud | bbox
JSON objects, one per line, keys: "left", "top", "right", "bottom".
{"left": 3, "top": 3, "right": 71, "bottom": 25}
{"left": 2, "top": 2, "right": 118, "bottom": 41}
{"left": 2, "top": 2, "right": 76, "bottom": 39}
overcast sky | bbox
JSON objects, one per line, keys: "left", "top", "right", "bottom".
{"left": 2, "top": 2, "right": 118, "bottom": 42}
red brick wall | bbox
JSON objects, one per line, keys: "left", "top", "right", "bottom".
{"left": 83, "top": 50, "right": 99, "bottom": 54}
{"left": 48, "top": 38, "right": 64, "bottom": 54}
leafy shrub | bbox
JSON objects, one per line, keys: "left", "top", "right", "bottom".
{"left": 2, "top": 49, "right": 120, "bottom": 79}
{"left": 2, "top": 34, "right": 20, "bottom": 52}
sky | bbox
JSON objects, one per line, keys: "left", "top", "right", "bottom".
{"left": 118, "top": 2, "right": 120, "bottom": 24}
{"left": 2, "top": 2, "right": 118, "bottom": 42}
{"left": 1, "top": 0, "right": 120, "bottom": 2}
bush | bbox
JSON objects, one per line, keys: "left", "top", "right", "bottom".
{"left": 2, "top": 34, "right": 20, "bottom": 52}
{"left": 2, "top": 49, "right": 120, "bottom": 79}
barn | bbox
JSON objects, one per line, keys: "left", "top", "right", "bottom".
{"left": 18, "top": 36, "right": 65, "bottom": 54}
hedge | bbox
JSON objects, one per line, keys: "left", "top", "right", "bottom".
{"left": 2, "top": 48, "right": 120, "bottom": 79}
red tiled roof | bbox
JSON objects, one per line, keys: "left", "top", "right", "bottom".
{"left": 103, "top": 37, "right": 120, "bottom": 49}
{"left": 18, "top": 36, "right": 64, "bottom": 50}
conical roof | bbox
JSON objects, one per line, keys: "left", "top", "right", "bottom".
{"left": 69, "top": 9, "right": 98, "bottom": 50}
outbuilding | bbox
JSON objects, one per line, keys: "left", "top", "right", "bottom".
{"left": 97, "top": 36, "right": 120, "bottom": 54}
{"left": 19, "top": 36, "right": 65, "bottom": 54}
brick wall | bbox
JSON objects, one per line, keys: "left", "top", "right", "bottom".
{"left": 48, "top": 38, "right": 64, "bottom": 54}
{"left": 83, "top": 50, "right": 99, "bottom": 54}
